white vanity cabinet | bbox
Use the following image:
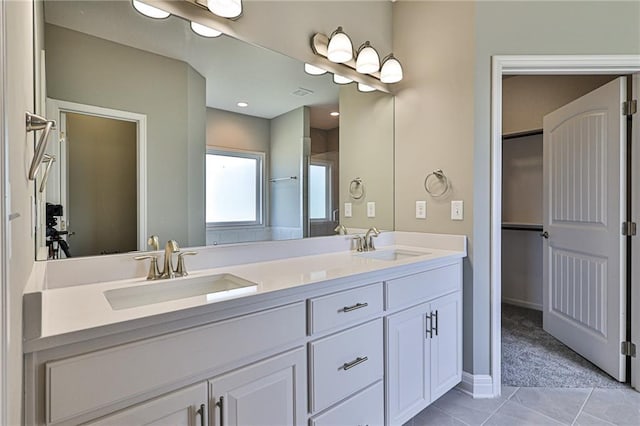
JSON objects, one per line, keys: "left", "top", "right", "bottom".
{"left": 385, "top": 265, "right": 462, "bottom": 426}
{"left": 209, "top": 348, "right": 306, "bottom": 426}
{"left": 84, "top": 383, "right": 208, "bottom": 426}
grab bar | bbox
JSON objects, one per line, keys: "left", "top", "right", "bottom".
{"left": 38, "top": 154, "right": 55, "bottom": 193}
{"left": 269, "top": 176, "right": 297, "bottom": 182}
{"left": 26, "top": 111, "right": 56, "bottom": 180}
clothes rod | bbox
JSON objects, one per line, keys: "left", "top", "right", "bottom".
{"left": 269, "top": 176, "right": 298, "bottom": 182}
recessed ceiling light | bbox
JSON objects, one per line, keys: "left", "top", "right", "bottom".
{"left": 304, "top": 63, "right": 327, "bottom": 76}
{"left": 132, "top": 0, "right": 170, "bottom": 19}
{"left": 330, "top": 111, "right": 340, "bottom": 117}
{"left": 237, "top": 102, "right": 249, "bottom": 108}
{"left": 191, "top": 22, "right": 222, "bottom": 38}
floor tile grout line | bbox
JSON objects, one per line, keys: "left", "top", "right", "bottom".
{"left": 480, "top": 387, "right": 520, "bottom": 426}
{"left": 430, "top": 405, "right": 472, "bottom": 426}
{"left": 570, "top": 387, "right": 595, "bottom": 426}
{"left": 506, "top": 397, "right": 575, "bottom": 425}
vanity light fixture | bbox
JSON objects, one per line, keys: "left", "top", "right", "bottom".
{"left": 304, "top": 63, "right": 327, "bottom": 76}
{"left": 132, "top": 0, "right": 170, "bottom": 19}
{"left": 333, "top": 74, "right": 353, "bottom": 85}
{"left": 357, "top": 82, "right": 376, "bottom": 93}
{"left": 237, "top": 102, "right": 249, "bottom": 108}
{"left": 190, "top": 21, "right": 222, "bottom": 38}
{"left": 355, "top": 41, "right": 380, "bottom": 74}
{"left": 380, "top": 54, "right": 404, "bottom": 84}
{"left": 330, "top": 111, "right": 340, "bottom": 117}
{"left": 207, "top": 0, "right": 242, "bottom": 19}
{"left": 327, "top": 27, "right": 353, "bottom": 63}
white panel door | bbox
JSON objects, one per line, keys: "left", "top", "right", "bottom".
{"left": 632, "top": 73, "right": 639, "bottom": 391}
{"left": 209, "top": 348, "right": 306, "bottom": 426}
{"left": 385, "top": 302, "right": 430, "bottom": 426}
{"left": 430, "top": 292, "right": 462, "bottom": 401}
{"left": 542, "top": 77, "right": 627, "bottom": 381}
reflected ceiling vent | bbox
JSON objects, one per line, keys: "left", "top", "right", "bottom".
{"left": 292, "top": 87, "right": 314, "bottom": 97}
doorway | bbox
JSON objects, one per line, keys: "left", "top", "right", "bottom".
{"left": 490, "top": 55, "right": 640, "bottom": 398}
{"left": 43, "top": 99, "right": 147, "bottom": 257}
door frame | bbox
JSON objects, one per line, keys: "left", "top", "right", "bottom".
{"left": 0, "top": 0, "right": 7, "bottom": 422}
{"left": 490, "top": 55, "right": 640, "bottom": 397}
{"left": 45, "top": 99, "right": 148, "bottom": 253}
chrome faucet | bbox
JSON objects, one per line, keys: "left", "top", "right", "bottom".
{"left": 352, "top": 235, "right": 365, "bottom": 252}
{"left": 364, "top": 227, "right": 380, "bottom": 251}
{"left": 160, "top": 240, "right": 180, "bottom": 279}
{"left": 334, "top": 224, "right": 348, "bottom": 235}
{"left": 147, "top": 235, "right": 160, "bottom": 251}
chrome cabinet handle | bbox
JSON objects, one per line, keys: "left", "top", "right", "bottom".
{"left": 216, "top": 396, "right": 224, "bottom": 426}
{"left": 343, "top": 302, "right": 368, "bottom": 312}
{"left": 433, "top": 310, "right": 439, "bottom": 336}
{"left": 196, "top": 404, "right": 205, "bottom": 426}
{"left": 426, "top": 313, "right": 432, "bottom": 339}
{"left": 540, "top": 231, "right": 549, "bottom": 239}
{"left": 343, "top": 356, "right": 368, "bottom": 371}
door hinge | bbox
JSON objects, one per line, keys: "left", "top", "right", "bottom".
{"left": 623, "top": 100, "right": 637, "bottom": 116}
{"left": 621, "top": 341, "right": 636, "bottom": 357}
{"left": 622, "top": 221, "right": 637, "bottom": 236}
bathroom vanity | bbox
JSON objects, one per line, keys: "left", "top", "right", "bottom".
{"left": 23, "top": 232, "right": 465, "bottom": 425}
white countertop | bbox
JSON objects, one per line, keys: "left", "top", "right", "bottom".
{"left": 23, "top": 232, "right": 467, "bottom": 352}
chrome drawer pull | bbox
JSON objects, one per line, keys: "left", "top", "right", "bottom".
{"left": 343, "top": 302, "right": 368, "bottom": 312}
{"left": 343, "top": 356, "right": 368, "bottom": 370}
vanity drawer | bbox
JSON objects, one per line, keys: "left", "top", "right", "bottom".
{"left": 385, "top": 262, "right": 461, "bottom": 310}
{"left": 309, "top": 318, "right": 383, "bottom": 413}
{"left": 308, "top": 282, "right": 383, "bottom": 335}
{"left": 45, "top": 302, "right": 305, "bottom": 424}
{"left": 310, "top": 380, "right": 384, "bottom": 426}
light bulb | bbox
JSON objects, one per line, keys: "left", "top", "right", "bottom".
{"left": 207, "top": 0, "right": 242, "bottom": 18}
{"left": 191, "top": 22, "right": 222, "bottom": 38}
{"left": 380, "top": 54, "right": 403, "bottom": 83}
{"left": 333, "top": 74, "right": 352, "bottom": 85}
{"left": 327, "top": 27, "right": 353, "bottom": 63}
{"left": 355, "top": 41, "right": 380, "bottom": 74}
{"left": 357, "top": 83, "right": 376, "bottom": 92}
{"left": 132, "top": 0, "right": 170, "bottom": 19}
{"left": 304, "top": 63, "right": 327, "bottom": 76}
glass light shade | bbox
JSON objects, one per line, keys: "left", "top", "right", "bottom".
{"left": 333, "top": 74, "right": 352, "bottom": 85}
{"left": 304, "top": 63, "right": 327, "bottom": 76}
{"left": 355, "top": 42, "right": 380, "bottom": 74}
{"left": 357, "top": 83, "right": 376, "bottom": 92}
{"left": 380, "top": 54, "right": 403, "bottom": 83}
{"left": 327, "top": 27, "right": 353, "bottom": 63}
{"left": 207, "top": 0, "right": 242, "bottom": 18}
{"left": 191, "top": 22, "right": 222, "bottom": 38}
{"left": 132, "top": 0, "right": 170, "bottom": 19}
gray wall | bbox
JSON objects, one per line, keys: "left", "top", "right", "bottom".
{"left": 270, "top": 107, "right": 309, "bottom": 237}
{"left": 340, "top": 84, "right": 394, "bottom": 231}
{"left": 45, "top": 24, "right": 206, "bottom": 249}
{"left": 206, "top": 108, "right": 271, "bottom": 154}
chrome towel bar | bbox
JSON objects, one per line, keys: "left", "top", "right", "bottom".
{"left": 26, "top": 111, "right": 56, "bottom": 180}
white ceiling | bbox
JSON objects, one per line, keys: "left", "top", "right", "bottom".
{"left": 44, "top": 0, "right": 340, "bottom": 129}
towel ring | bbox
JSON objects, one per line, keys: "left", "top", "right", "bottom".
{"left": 424, "top": 169, "right": 450, "bottom": 198}
{"left": 349, "top": 177, "right": 365, "bottom": 200}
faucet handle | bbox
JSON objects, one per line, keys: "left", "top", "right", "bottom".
{"left": 134, "top": 255, "right": 161, "bottom": 280}
{"left": 175, "top": 251, "right": 197, "bottom": 277}
{"left": 147, "top": 235, "right": 160, "bottom": 251}
{"left": 352, "top": 235, "right": 364, "bottom": 252}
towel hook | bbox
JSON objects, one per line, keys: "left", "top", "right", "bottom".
{"left": 26, "top": 111, "right": 56, "bottom": 180}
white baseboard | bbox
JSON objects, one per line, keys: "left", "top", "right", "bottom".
{"left": 457, "top": 372, "right": 495, "bottom": 399}
{"left": 502, "top": 297, "right": 542, "bottom": 311}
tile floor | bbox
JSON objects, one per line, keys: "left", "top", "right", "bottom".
{"left": 404, "top": 386, "right": 640, "bottom": 426}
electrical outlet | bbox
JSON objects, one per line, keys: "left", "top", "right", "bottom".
{"left": 416, "top": 200, "right": 427, "bottom": 219}
{"left": 344, "top": 202, "right": 352, "bottom": 218}
{"left": 367, "top": 202, "right": 376, "bottom": 218}
{"left": 451, "top": 200, "right": 464, "bottom": 220}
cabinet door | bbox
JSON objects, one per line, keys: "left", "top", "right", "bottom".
{"left": 385, "top": 302, "right": 430, "bottom": 426}
{"left": 85, "top": 382, "right": 207, "bottom": 426}
{"left": 429, "top": 291, "right": 462, "bottom": 401}
{"left": 209, "top": 348, "right": 306, "bottom": 426}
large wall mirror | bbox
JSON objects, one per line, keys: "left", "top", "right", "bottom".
{"left": 33, "top": 0, "right": 394, "bottom": 260}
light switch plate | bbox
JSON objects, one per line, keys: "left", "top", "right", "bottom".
{"left": 416, "top": 201, "right": 427, "bottom": 219}
{"left": 451, "top": 200, "right": 463, "bottom": 220}
{"left": 367, "top": 202, "right": 376, "bottom": 218}
{"left": 344, "top": 202, "right": 352, "bottom": 218}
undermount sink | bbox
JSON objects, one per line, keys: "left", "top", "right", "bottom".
{"left": 104, "top": 273, "right": 258, "bottom": 310}
{"left": 357, "top": 249, "right": 428, "bottom": 261}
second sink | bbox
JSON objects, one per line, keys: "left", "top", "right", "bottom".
{"left": 357, "top": 249, "right": 428, "bottom": 261}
